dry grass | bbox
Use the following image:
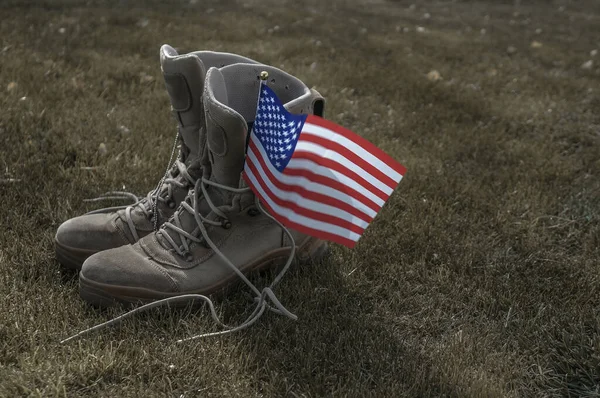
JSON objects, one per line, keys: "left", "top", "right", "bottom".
{"left": 1, "top": 0, "right": 599, "bottom": 396}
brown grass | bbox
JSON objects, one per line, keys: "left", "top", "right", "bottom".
{"left": 1, "top": 0, "right": 599, "bottom": 396}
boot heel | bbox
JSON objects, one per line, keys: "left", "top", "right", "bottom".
{"left": 298, "top": 239, "right": 329, "bottom": 265}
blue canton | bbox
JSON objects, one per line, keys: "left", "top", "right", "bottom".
{"left": 252, "top": 84, "right": 307, "bottom": 172}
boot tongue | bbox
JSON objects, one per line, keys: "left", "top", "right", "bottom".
{"left": 160, "top": 44, "right": 207, "bottom": 160}
{"left": 203, "top": 67, "right": 249, "bottom": 190}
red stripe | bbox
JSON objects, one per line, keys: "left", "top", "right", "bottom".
{"left": 291, "top": 150, "right": 389, "bottom": 202}
{"left": 299, "top": 133, "right": 398, "bottom": 190}
{"left": 249, "top": 138, "right": 381, "bottom": 213}
{"left": 281, "top": 167, "right": 381, "bottom": 214}
{"left": 248, "top": 141, "right": 373, "bottom": 223}
{"left": 246, "top": 157, "right": 365, "bottom": 236}
{"left": 305, "top": 115, "right": 407, "bottom": 176}
{"left": 242, "top": 173, "right": 357, "bottom": 248}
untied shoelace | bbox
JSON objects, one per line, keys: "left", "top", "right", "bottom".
{"left": 61, "top": 177, "right": 298, "bottom": 344}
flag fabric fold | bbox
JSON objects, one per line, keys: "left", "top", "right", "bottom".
{"left": 243, "top": 84, "right": 406, "bottom": 248}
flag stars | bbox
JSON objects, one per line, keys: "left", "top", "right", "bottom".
{"left": 251, "top": 85, "right": 308, "bottom": 172}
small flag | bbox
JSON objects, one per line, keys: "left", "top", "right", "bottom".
{"left": 243, "top": 85, "right": 406, "bottom": 248}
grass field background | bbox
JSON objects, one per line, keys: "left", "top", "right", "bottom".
{"left": 1, "top": 0, "right": 599, "bottom": 396}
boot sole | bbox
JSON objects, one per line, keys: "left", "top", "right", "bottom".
{"left": 79, "top": 238, "right": 329, "bottom": 308}
{"left": 55, "top": 239, "right": 98, "bottom": 271}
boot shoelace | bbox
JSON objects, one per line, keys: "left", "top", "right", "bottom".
{"left": 84, "top": 159, "right": 195, "bottom": 240}
{"left": 83, "top": 131, "right": 196, "bottom": 240}
{"left": 61, "top": 177, "right": 297, "bottom": 344}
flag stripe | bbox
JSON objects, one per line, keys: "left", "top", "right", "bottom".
{"left": 294, "top": 141, "right": 394, "bottom": 196}
{"left": 291, "top": 149, "right": 390, "bottom": 202}
{"left": 244, "top": 167, "right": 361, "bottom": 245}
{"left": 247, "top": 182, "right": 357, "bottom": 248}
{"left": 306, "top": 114, "right": 407, "bottom": 176}
{"left": 246, "top": 157, "right": 367, "bottom": 234}
{"left": 282, "top": 160, "right": 383, "bottom": 213}
{"left": 301, "top": 122, "right": 402, "bottom": 186}
{"left": 248, "top": 138, "right": 374, "bottom": 223}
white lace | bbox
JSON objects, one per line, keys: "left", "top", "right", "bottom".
{"left": 60, "top": 177, "right": 298, "bottom": 344}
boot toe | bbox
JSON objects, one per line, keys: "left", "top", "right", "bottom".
{"left": 55, "top": 213, "right": 127, "bottom": 251}
{"left": 55, "top": 213, "right": 130, "bottom": 269}
{"left": 80, "top": 243, "right": 177, "bottom": 306}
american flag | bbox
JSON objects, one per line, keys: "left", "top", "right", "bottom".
{"left": 243, "top": 84, "right": 406, "bottom": 248}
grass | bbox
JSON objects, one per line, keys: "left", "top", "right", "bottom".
{"left": 1, "top": 0, "right": 599, "bottom": 396}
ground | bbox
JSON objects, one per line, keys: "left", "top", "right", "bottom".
{"left": 1, "top": 0, "right": 599, "bottom": 396}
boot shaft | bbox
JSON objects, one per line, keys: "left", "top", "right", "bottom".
{"left": 160, "top": 45, "right": 259, "bottom": 162}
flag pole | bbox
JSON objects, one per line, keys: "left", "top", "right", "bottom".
{"left": 256, "top": 70, "right": 269, "bottom": 119}
{"left": 245, "top": 70, "right": 269, "bottom": 157}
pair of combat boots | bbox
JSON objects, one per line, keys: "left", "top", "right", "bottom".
{"left": 55, "top": 45, "right": 328, "bottom": 310}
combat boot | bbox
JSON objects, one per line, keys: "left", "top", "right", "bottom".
{"left": 79, "top": 63, "right": 328, "bottom": 314}
{"left": 54, "top": 44, "right": 259, "bottom": 270}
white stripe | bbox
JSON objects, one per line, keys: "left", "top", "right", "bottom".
{"left": 249, "top": 135, "right": 378, "bottom": 219}
{"left": 294, "top": 140, "right": 394, "bottom": 196}
{"left": 286, "top": 158, "right": 386, "bottom": 208}
{"left": 245, "top": 167, "right": 361, "bottom": 242}
{"left": 302, "top": 121, "right": 403, "bottom": 183}
{"left": 247, "top": 148, "right": 369, "bottom": 229}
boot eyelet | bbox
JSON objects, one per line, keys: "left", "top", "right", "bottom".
{"left": 168, "top": 200, "right": 176, "bottom": 209}
{"left": 183, "top": 251, "right": 193, "bottom": 262}
{"left": 247, "top": 208, "right": 260, "bottom": 217}
{"left": 222, "top": 220, "right": 232, "bottom": 229}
